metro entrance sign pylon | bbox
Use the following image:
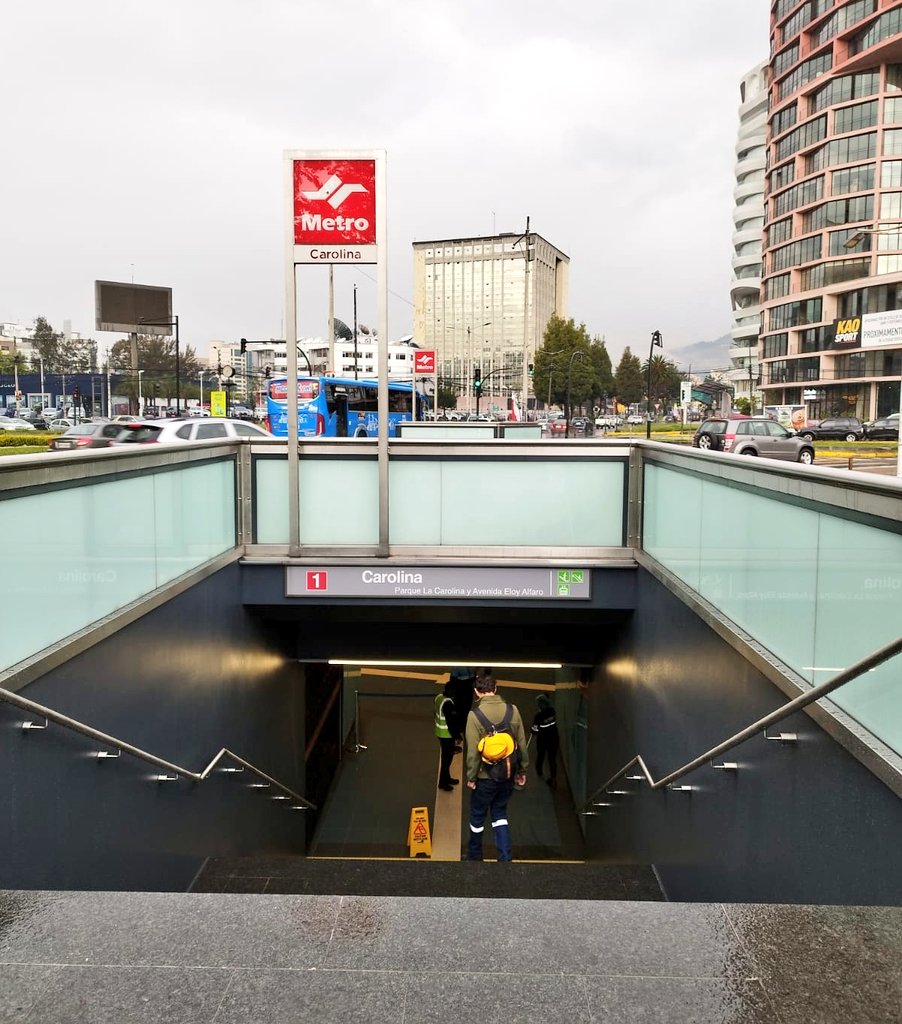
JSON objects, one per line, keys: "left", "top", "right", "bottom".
{"left": 284, "top": 149, "right": 389, "bottom": 556}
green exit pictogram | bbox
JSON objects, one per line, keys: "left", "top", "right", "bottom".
{"left": 557, "top": 569, "right": 584, "bottom": 586}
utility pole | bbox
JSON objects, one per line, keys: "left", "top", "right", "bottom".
{"left": 514, "top": 216, "right": 531, "bottom": 420}
{"left": 353, "top": 284, "right": 359, "bottom": 379}
{"left": 328, "top": 265, "right": 335, "bottom": 374}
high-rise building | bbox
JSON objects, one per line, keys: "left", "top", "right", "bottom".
{"left": 412, "top": 233, "right": 569, "bottom": 404}
{"left": 761, "top": 1, "right": 902, "bottom": 420}
{"left": 730, "top": 63, "right": 768, "bottom": 411}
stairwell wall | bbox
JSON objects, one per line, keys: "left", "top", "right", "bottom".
{"left": 585, "top": 566, "right": 902, "bottom": 905}
{"left": 0, "top": 563, "right": 306, "bottom": 892}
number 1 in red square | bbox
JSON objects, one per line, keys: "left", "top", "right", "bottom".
{"left": 306, "top": 570, "right": 328, "bottom": 592}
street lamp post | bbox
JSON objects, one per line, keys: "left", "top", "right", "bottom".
{"left": 566, "top": 350, "right": 585, "bottom": 438}
{"left": 137, "top": 369, "right": 144, "bottom": 415}
{"left": 198, "top": 370, "right": 206, "bottom": 412}
{"left": 646, "top": 330, "right": 663, "bottom": 440}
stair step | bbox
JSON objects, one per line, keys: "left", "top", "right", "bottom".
{"left": 193, "top": 856, "right": 663, "bottom": 901}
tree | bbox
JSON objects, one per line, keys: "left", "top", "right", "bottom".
{"left": 109, "top": 334, "right": 201, "bottom": 406}
{"left": 532, "top": 315, "right": 594, "bottom": 411}
{"left": 31, "top": 316, "right": 62, "bottom": 372}
{"left": 614, "top": 348, "right": 643, "bottom": 407}
{"left": 588, "top": 337, "right": 614, "bottom": 411}
{"left": 642, "top": 353, "right": 683, "bottom": 414}
{"left": 437, "top": 382, "right": 458, "bottom": 411}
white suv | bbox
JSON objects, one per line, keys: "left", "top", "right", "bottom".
{"left": 114, "top": 418, "right": 275, "bottom": 445}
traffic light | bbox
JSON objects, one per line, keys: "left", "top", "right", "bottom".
{"left": 240, "top": 338, "right": 247, "bottom": 354}
{"left": 73, "top": 387, "right": 80, "bottom": 401}
{"left": 473, "top": 366, "right": 482, "bottom": 396}
{"left": 528, "top": 362, "right": 535, "bottom": 377}
{"left": 264, "top": 365, "right": 272, "bottom": 378}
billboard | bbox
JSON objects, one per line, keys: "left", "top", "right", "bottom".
{"left": 765, "top": 404, "right": 806, "bottom": 431}
{"left": 832, "top": 308, "right": 902, "bottom": 348}
{"left": 860, "top": 308, "right": 902, "bottom": 347}
{"left": 95, "top": 281, "right": 172, "bottom": 336}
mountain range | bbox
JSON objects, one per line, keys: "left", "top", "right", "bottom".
{"left": 668, "top": 333, "right": 732, "bottom": 375}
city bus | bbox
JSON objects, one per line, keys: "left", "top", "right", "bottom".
{"left": 265, "top": 375, "right": 429, "bottom": 438}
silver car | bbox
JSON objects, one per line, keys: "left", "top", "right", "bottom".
{"left": 718, "top": 417, "right": 815, "bottom": 464}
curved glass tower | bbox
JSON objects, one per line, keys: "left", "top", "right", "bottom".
{"left": 761, "top": 0, "right": 902, "bottom": 419}
{"left": 731, "top": 63, "right": 768, "bottom": 411}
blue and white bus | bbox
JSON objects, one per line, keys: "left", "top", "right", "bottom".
{"left": 265, "top": 375, "right": 429, "bottom": 438}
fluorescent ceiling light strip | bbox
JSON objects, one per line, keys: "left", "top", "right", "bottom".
{"left": 328, "top": 659, "right": 563, "bottom": 669}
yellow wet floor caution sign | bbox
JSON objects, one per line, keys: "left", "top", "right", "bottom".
{"left": 407, "top": 806, "right": 432, "bottom": 858}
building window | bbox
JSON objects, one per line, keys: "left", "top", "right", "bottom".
{"left": 877, "top": 254, "right": 902, "bottom": 274}
{"left": 883, "top": 128, "right": 902, "bottom": 156}
{"left": 775, "top": 115, "right": 827, "bottom": 161}
{"left": 778, "top": 51, "right": 833, "bottom": 101}
{"left": 834, "top": 100, "right": 878, "bottom": 135}
{"left": 766, "top": 274, "right": 792, "bottom": 300}
{"left": 880, "top": 192, "right": 902, "bottom": 218}
{"left": 807, "top": 131, "right": 876, "bottom": 172}
{"left": 798, "top": 326, "right": 834, "bottom": 352}
{"left": 810, "top": 0, "right": 877, "bottom": 49}
{"left": 769, "top": 161, "right": 796, "bottom": 192}
{"left": 830, "top": 163, "right": 874, "bottom": 195}
{"left": 768, "top": 297, "right": 823, "bottom": 331}
{"left": 771, "top": 102, "right": 798, "bottom": 136}
{"left": 823, "top": 257, "right": 872, "bottom": 285}
{"left": 768, "top": 218, "right": 793, "bottom": 246}
{"left": 763, "top": 333, "right": 789, "bottom": 358}
{"left": 773, "top": 175, "right": 824, "bottom": 217}
{"left": 774, "top": 43, "right": 800, "bottom": 77}
{"left": 829, "top": 227, "right": 871, "bottom": 255}
{"left": 770, "top": 234, "right": 822, "bottom": 272}
{"left": 881, "top": 161, "right": 902, "bottom": 188}
{"left": 850, "top": 7, "right": 902, "bottom": 56}
{"left": 809, "top": 70, "right": 879, "bottom": 113}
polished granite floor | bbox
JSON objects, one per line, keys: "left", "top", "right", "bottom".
{"left": 0, "top": 890, "right": 899, "bottom": 1023}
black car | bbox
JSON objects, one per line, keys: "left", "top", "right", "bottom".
{"left": 863, "top": 415, "right": 899, "bottom": 440}
{"left": 796, "top": 416, "right": 865, "bottom": 442}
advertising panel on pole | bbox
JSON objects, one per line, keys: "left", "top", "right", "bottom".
{"left": 288, "top": 155, "right": 378, "bottom": 265}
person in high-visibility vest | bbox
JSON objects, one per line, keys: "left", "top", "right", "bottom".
{"left": 434, "top": 682, "right": 460, "bottom": 792}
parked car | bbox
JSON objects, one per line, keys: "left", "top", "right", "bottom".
{"left": 691, "top": 418, "right": 730, "bottom": 451}
{"left": 0, "top": 417, "right": 37, "bottom": 432}
{"left": 863, "top": 414, "right": 899, "bottom": 440}
{"left": 49, "top": 423, "right": 128, "bottom": 451}
{"left": 796, "top": 416, "right": 865, "bottom": 441}
{"left": 47, "top": 418, "right": 76, "bottom": 433}
{"left": 693, "top": 417, "right": 815, "bottom": 464}
{"left": 114, "top": 418, "right": 276, "bottom": 444}
{"left": 626, "top": 414, "right": 645, "bottom": 425}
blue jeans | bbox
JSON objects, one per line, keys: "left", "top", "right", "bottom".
{"left": 467, "top": 778, "right": 515, "bottom": 861}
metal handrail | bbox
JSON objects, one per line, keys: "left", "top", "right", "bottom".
{"left": 0, "top": 685, "right": 315, "bottom": 810}
{"left": 580, "top": 634, "right": 902, "bottom": 815}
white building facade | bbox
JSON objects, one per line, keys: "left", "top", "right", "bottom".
{"left": 412, "top": 232, "right": 569, "bottom": 404}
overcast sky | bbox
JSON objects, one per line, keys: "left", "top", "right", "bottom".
{"left": 3, "top": 0, "right": 768, "bottom": 363}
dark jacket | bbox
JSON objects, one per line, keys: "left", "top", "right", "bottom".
{"left": 465, "top": 692, "right": 529, "bottom": 782}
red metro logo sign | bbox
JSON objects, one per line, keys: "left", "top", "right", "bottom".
{"left": 292, "top": 158, "right": 377, "bottom": 263}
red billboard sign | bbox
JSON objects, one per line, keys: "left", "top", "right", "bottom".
{"left": 414, "top": 350, "right": 436, "bottom": 374}
{"left": 293, "top": 159, "right": 376, "bottom": 246}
